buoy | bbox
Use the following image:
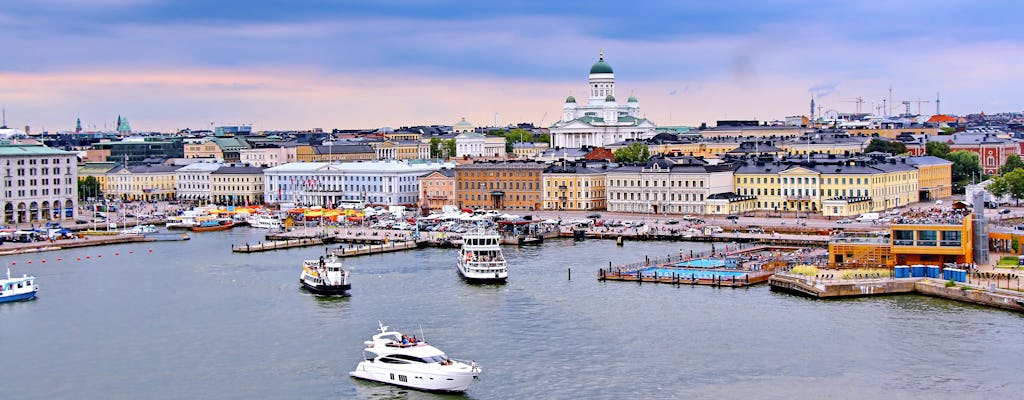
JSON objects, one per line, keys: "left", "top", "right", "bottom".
{"left": 129, "top": 251, "right": 134, "bottom": 254}
{"left": 98, "top": 255, "right": 103, "bottom": 258}
{"left": 76, "top": 258, "right": 81, "bottom": 261}
{"left": 148, "top": 249, "right": 152, "bottom": 253}
{"left": 27, "top": 261, "right": 32, "bottom": 264}
{"left": 10, "top": 262, "right": 15, "bottom": 265}
{"left": 115, "top": 252, "right": 119, "bottom": 256}
{"left": 41, "top": 260, "right": 46, "bottom": 263}
{"left": 57, "top": 258, "right": 62, "bottom": 261}
{"left": 86, "top": 256, "right": 91, "bottom": 259}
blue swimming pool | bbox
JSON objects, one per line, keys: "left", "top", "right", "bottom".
{"left": 634, "top": 267, "right": 748, "bottom": 279}
{"left": 674, "top": 259, "right": 726, "bottom": 268}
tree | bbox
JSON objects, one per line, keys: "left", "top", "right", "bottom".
{"left": 429, "top": 137, "right": 441, "bottom": 158}
{"left": 1001, "top": 154, "right": 1024, "bottom": 175}
{"left": 78, "top": 176, "right": 102, "bottom": 200}
{"left": 945, "top": 150, "right": 982, "bottom": 194}
{"left": 864, "top": 139, "right": 908, "bottom": 155}
{"left": 925, "top": 141, "right": 951, "bottom": 157}
{"left": 504, "top": 128, "right": 535, "bottom": 153}
{"left": 988, "top": 176, "right": 1009, "bottom": 201}
{"left": 613, "top": 142, "right": 650, "bottom": 163}
{"left": 1002, "top": 168, "right": 1024, "bottom": 206}
{"left": 443, "top": 139, "right": 456, "bottom": 158}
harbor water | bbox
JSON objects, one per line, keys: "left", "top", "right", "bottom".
{"left": 3, "top": 229, "right": 1023, "bottom": 399}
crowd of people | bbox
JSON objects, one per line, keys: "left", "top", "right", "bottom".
{"left": 891, "top": 206, "right": 971, "bottom": 225}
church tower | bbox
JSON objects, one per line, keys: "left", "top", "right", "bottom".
{"left": 587, "top": 50, "right": 615, "bottom": 106}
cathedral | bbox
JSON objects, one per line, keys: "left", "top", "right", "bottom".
{"left": 549, "top": 52, "right": 657, "bottom": 149}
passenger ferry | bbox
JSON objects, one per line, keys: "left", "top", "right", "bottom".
{"left": 1, "top": 268, "right": 38, "bottom": 303}
{"left": 350, "top": 322, "right": 481, "bottom": 392}
{"left": 457, "top": 229, "right": 508, "bottom": 283}
{"left": 247, "top": 213, "right": 283, "bottom": 230}
{"left": 190, "top": 218, "right": 234, "bottom": 232}
{"left": 164, "top": 216, "right": 197, "bottom": 229}
{"left": 299, "top": 254, "right": 350, "bottom": 295}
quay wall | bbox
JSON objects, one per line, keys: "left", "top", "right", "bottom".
{"left": 914, "top": 281, "right": 1024, "bottom": 312}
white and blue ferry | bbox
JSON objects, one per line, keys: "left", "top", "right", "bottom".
{"left": 0, "top": 268, "right": 38, "bottom": 303}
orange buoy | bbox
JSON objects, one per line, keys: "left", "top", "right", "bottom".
{"left": 148, "top": 249, "right": 153, "bottom": 253}
{"left": 41, "top": 260, "right": 46, "bottom": 263}
{"left": 98, "top": 255, "right": 102, "bottom": 258}
{"left": 57, "top": 258, "right": 62, "bottom": 261}
{"left": 129, "top": 251, "right": 134, "bottom": 254}
{"left": 27, "top": 261, "right": 32, "bottom": 264}
{"left": 86, "top": 256, "right": 90, "bottom": 259}
{"left": 115, "top": 252, "right": 119, "bottom": 256}
{"left": 76, "top": 258, "right": 81, "bottom": 261}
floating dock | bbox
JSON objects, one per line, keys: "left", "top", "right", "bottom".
{"left": 328, "top": 241, "right": 419, "bottom": 257}
{"left": 768, "top": 274, "right": 1024, "bottom": 313}
{"left": 597, "top": 245, "right": 776, "bottom": 287}
{"left": 232, "top": 238, "right": 326, "bottom": 253}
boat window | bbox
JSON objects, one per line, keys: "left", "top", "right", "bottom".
{"left": 391, "top": 354, "right": 426, "bottom": 363}
{"left": 378, "top": 356, "right": 408, "bottom": 364}
{"left": 422, "top": 355, "right": 447, "bottom": 363}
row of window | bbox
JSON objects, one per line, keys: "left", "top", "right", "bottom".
{"left": 609, "top": 179, "right": 705, "bottom": 188}
{"left": 459, "top": 181, "right": 537, "bottom": 190}
{"left": 6, "top": 158, "right": 71, "bottom": 166}
{"left": 739, "top": 175, "right": 915, "bottom": 185}
{"left": 4, "top": 188, "right": 73, "bottom": 197}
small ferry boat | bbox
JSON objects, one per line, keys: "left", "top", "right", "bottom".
{"left": 350, "top": 322, "right": 481, "bottom": 392}
{"left": 457, "top": 229, "right": 508, "bottom": 283}
{"left": 190, "top": 218, "right": 234, "bottom": 232}
{"left": 122, "top": 224, "right": 157, "bottom": 234}
{"left": 299, "top": 254, "right": 350, "bottom": 295}
{"left": 247, "top": 213, "right": 283, "bottom": 230}
{"left": 1, "top": 268, "right": 38, "bottom": 303}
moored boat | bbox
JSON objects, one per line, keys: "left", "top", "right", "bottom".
{"left": 350, "top": 322, "right": 481, "bottom": 392}
{"left": 247, "top": 213, "right": 284, "bottom": 230}
{"left": 1, "top": 268, "right": 38, "bottom": 303}
{"left": 190, "top": 218, "right": 234, "bottom": 232}
{"left": 299, "top": 254, "right": 350, "bottom": 295}
{"left": 457, "top": 229, "right": 508, "bottom": 283}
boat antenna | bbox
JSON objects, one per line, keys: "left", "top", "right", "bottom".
{"left": 419, "top": 324, "right": 426, "bottom": 343}
{"left": 378, "top": 321, "right": 388, "bottom": 333}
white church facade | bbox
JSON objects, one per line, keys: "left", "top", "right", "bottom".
{"left": 549, "top": 52, "right": 657, "bottom": 149}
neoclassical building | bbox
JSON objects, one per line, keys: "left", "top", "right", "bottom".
{"left": 1, "top": 144, "right": 79, "bottom": 223}
{"left": 549, "top": 52, "right": 657, "bottom": 148}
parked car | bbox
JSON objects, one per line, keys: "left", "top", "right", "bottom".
{"left": 726, "top": 215, "right": 740, "bottom": 220}
{"left": 665, "top": 219, "right": 680, "bottom": 225}
{"left": 1000, "top": 208, "right": 1012, "bottom": 214}
{"left": 586, "top": 213, "right": 601, "bottom": 219}
{"left": 837, "top": 218, "right": 853, "bottom": 224}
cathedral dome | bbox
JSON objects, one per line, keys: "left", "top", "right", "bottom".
{"left": 565, "top": 95, "right": 576, "bottom": 103}
{"left": 590, "top": 58, "right": 613, "bottom": 74}
{"left": 605, "top": 94, "right": 616, "bottom": 102}
{"left": 628, "top": 95, "right": 638, "bottom": 103}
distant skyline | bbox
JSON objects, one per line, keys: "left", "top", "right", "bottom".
{"left": 3, "top": 1, "right": 1024, "bottom": 132}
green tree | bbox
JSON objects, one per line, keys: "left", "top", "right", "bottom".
{"left": 988, "top": 176, "right": 1009, "bottom": 201}
{"left": 78, "top": 176, "right": 102, "bottom": 200}
{"left": 939, "top": 126, "right": 956, "bottom": 134}
{"left": 946, "top": 150, "right": 982, "bottom": 194}
{"left": 1002, "top": 168, "right": 1024, "bottom": 206}
{"left": 864, "top": 139, "right": 908, "bottom": 155}
{"left": 504, "top": 128, "right": 535, "bottom": 153}
{"left": 535, "top": 132, "right": 551, "bottom": 144}
{"left": 1001, "top": 154, "right": 1024, "bottom": 175}
{"left": 443, "top": 139, "right": 456, "bottom": 158}
{"left": 429, "top": 137, "right": 441, "bottom": 158}
{"left": 613, "top": 142, "right": 650, "bottom": 163}
{"left": 925, "top": 141, "right": 951, "bottom": 157}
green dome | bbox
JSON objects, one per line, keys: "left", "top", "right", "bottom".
{"left": 590, "top": 59, "right": 613, "bottom": 74}
{"left": 605, "top": 94, "right": 616, "bottom": 102}
{"left": 628, "top": 95, "right": 638, "bottom": 103}
{"left": 565, "top": 95, "right": 576, "bottom": 103}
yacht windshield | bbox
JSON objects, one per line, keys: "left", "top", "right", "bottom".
{"left": 422, "top": 355, "right": 448, "bottom": 363}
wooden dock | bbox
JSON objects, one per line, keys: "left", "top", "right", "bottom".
{"left": 598, "top": 269, "right": 772, "bottom": 287}
{"left": 231, "top": 238, "right": 326, "bottom": 253}
{"left": 328, "top": 241, "right": 419, "bottom": 257}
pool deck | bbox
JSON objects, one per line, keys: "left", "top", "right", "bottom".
{"left": 597, "top": 244, "right": 778, "bottom": 287}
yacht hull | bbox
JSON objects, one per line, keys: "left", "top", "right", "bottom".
{"left": 349, "top": 361, "right": 477, "bottom": 392}
{"left": 0, "top": 290, "right": 37, "bottom": 303}
{"left": 299, "top": 280, "right": 350, "bottom": 295}
{"left": 457, "top": 264, "right": 507, "bottom": 283}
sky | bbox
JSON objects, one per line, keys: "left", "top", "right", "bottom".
{"left": 2, "top": 0, "right": 1024, "bottom": 133}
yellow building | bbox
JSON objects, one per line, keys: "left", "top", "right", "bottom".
{"left": 828, "top": 212, "right": 974, "bottom": 268}
{"left": 907, "top": 156, "right": 953, "bottom": 201}
{"left": 78, "top": 162, "right": 119, "bottom": 197}
{"left": 210, "top": 165, "right": 265, "bottom": 205}
{"left": 542, "top": 161, "right": 608, "bottom": 211}
{"left": 455, "top": 161, "right": 546, "bottom": 211}
{"left": 370, "top": 140, "right": 430, "bottom": 160}
{"left": 106, "top": 164, "right": 181, "bottom": 201}
{"left": 778, "top": 131, "right": 869, "bottom": 156}
{"left": 184, "top": 139, "right": 224, "bottom": 160}
{"left": 847, "top": 126, "right": 940, "bottom": 139}
{"left": 296, "top": 144, "right": 375, "bottom": 162}
{"left": 733, "top": 155, "right": 918, "bottom": 217}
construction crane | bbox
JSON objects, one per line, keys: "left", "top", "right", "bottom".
{"left": 539, "top": 111, "right": 548, "bottom": 127}
{"left": 909, "top": 98, "right": 932, "bottom": 115}
{"left": 901, "top": 101, "right": 912, "bottom": 115}
{"left": 841, "top": 97, "right": 865, "bottom": 113}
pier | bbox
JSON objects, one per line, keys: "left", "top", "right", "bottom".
{"left": 0, "top": 234, "right": 154, "bottom": 255}
{"left": 769, "top": 274, "right": 1024, "bottom": 312}
{"left": 597, "top": 244, "right": 781, "bottom": 287}
{"left": 328, "top": 241, "right": 420, "bottom": 257}
{"left": 232, "top": 238, "right": 326, "bottom": 253}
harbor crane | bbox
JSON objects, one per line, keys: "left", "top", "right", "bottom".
{"left": 841, "top": 97, "right": 865, "bottom": 113}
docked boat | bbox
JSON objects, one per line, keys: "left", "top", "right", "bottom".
{"left": 350, "top": 322, "right": 481, "bottom": 392}
{"left": 247, "top": 213, "right": 283, "bottom": 230}
{"left": 122, "top": 224, "right": 157, "bottom": 234}
{"left": 165, "top": 216, "right": 197, "bottom": 229}
{"left": 299, "top": 254, "right": 350, "bottom": 295}
{"left": 1, "top": 268, "right": 38, "bottom": 303}
{"left": 457, "top": 229, "right": 508, "bottom": 283}
{"left": 190, "top": 218, "right": 234, "bottom": 232}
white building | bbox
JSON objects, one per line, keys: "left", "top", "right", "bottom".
{"left": 175, "top": 161, "right": 222, "bottom": 202}
{"left": 263, "top": 160, "right": 455, "bottom": 207}
{"left": 240, "top": 145, "right": 297, "bottom": 168}
{"left": 0, "top": 144, "right": 79, "bottom": 223}
{"left": 605, "top": 156, "right": 735, "bottom": 214}
{"left": 454, "top": 133, "right": 506, "bottom": 158}
{"left": 549, "top": 52, "right": 657, "bottom": 148}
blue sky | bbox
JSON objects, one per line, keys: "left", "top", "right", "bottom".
{"left": 3, "top": 1, "right": 1023, "bottom": 132}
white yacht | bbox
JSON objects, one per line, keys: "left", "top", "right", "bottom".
{"left": 121, "top": 224, "right": 157, "bottom": 234}
{"left": 299, "top": 254, "right": 350, "bottom": 295}
{"left": 247, "top": 213, "right": 283, "bottom": 230}
{"left": 350, "top": 322, "right": 481, "bottom": 392}
{"left": 457, "top": 229, "right": 508, "bottom": 283}
{"left": 165, "top": 216, "right": 198, "bottom": 229}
